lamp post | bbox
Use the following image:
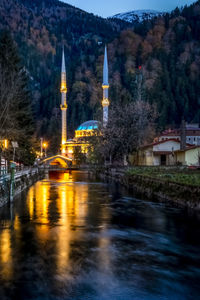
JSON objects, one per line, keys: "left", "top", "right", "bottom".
{"left": 43, "top": 142, "right": 48, "bottom": 157}
{"left": 40, "top": 138, "right": 43, "bottom": 158}
{"left": 10, "top": 161, "right": 16, "bottom": 203}
{"left": 11, "top": 141, "right": 19, "bottom": 162}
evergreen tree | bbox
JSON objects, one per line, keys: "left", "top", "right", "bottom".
{"left": 0, "top": 31, "right": 35, "bottom": 165}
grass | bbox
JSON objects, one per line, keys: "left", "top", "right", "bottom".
{"left": 126, "top": 167, "right": 200, "bottom": 187}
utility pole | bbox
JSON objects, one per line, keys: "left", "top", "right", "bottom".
{"left": 40, "top": 138, "right": 43, "bottom": 158}
{"left": 10, "top": 162, "right": 16, "bottom": 203}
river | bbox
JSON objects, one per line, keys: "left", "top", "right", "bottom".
{"left": 0, "top": 171, "right": 200, "bottom": 300}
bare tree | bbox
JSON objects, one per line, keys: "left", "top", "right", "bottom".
{"left": 89, "top": 101, "right": 157, "bottom": 165}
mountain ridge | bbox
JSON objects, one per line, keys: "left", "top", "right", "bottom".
{"left": 0, "top": 0, "right": 200, "bottom": 152}
{"left": 111, "top": 9, "right": 165, "bottom": 23}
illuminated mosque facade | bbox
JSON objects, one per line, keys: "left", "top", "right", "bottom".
{"left": 60, "top": 46, "right": 110, "bottom": 159}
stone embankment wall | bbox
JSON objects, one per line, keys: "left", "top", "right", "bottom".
{"left": 96, "top": 168, "right": 200, "bottom": 210}
{"left": 0, "top": 168, "right": 44, "bottom": 207}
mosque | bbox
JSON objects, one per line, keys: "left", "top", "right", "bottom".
{"left": 60, "top": 46, "right": 110, "bottom": 160}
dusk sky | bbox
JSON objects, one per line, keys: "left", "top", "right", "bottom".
{"left": 62, "top": 0, "right": 196, "bottom": 17}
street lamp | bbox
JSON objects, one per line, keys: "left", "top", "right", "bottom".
{"left": 43, "top": 142, "right": 48, "bottom": 157}
{"left": 40, "top": 138, "right": 43, "bottom": 158}
{"left": 0, "top": 139, "right": 9, "bottom": 176}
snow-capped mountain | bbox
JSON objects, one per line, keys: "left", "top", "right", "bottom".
{"left": 111, "top": 10, "right": 164, "bottom": 23}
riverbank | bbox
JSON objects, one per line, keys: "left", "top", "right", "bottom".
{"left": 0, "top": 168, "right": 44, "bottom": 207}
{"left": 95, "top": 167, "right": 200, "bottom": 209}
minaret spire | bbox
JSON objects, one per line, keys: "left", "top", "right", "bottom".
{"left": 62, "top": 46, "right": 66, "bottom": 73}
{"left": 60, "top": 47, "right": 67, "bottom": 155}
{"left": 102, "top": 46, "right": 110, "bottom": 127}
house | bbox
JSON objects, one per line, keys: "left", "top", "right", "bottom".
{"left": 156, "top": 123, "right": 200, "bottom": 146}
{"left": 135, "top": 123, "right": 200, "bottom": 167}
{"left": 137, "top": 139, "right": 182, "bottom": 166}
{"left": 175, "top": 146, "right": 200, "bottom": 166}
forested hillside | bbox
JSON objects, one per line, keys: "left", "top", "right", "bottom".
{"left": 109, "top": 2, "right": 200, "bottom": 128}
{"left": 0, "top": 0, "right": 200, "bottom": 152}
{"left": 0, "top": 0, "right": 129, "bottom": 151}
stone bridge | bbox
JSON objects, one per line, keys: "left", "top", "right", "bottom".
{"left": 40, "top": 155, "right": 73, "bottom": 170}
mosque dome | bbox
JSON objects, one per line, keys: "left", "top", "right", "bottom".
{"left": 77, "top": 120, "right": 100, "bottom": 131}
{"left": 75, "top": 120, "right": 100, "bottom": 138}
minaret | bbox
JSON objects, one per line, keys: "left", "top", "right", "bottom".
{"left": 60, "top": 48, "right": 67, "bottom": 155}
{"left": 102, "top": 46, "right": 110, "bottom": 128}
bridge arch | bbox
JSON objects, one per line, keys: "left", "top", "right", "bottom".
{"left": 41, "top": 155, "right": 72, "bottom": 168}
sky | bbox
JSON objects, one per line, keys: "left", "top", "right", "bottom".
{"left": 61, "top": 0, "right": 196, "bottom": 17}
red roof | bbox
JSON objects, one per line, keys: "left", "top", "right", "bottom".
{"left": 141, "top": 139, "right": 193, "bottom": 149}
{"left": 159, "top": 128, "right": 200, "bottom": 137}
{"left": 175, "top": 145, "right": 200, "bottom": 153}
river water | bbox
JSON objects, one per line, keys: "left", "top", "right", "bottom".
{"left": 0, "top": 171, "right": 200, "bottom": 300}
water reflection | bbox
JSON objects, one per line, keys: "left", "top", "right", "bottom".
{"left": 0, "top": 228, "right": 12, "bottom": 279}
{"left": 0, "top": 171, "right": 200, "bottom": 300}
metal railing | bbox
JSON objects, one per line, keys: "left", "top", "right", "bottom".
{"left": 0, "top": 167, "right": 39, "bottom": 183}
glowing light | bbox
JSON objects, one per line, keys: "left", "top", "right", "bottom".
{"left": 61, "top": 147, "right": 66, "bottom": 155}
{"left": 43, "top": 142, "right": 48, "bottom": 149}
{"left": 102, "top": 98, "right": 110, "bottom": 107}
{"left": 75, "top": 129, "right": 98, "bottom": 138}
{"left": 0, "top": 139, "right": 8, "bottom": 149}
{"left": 4, "top": 139, "right": 8, "bottom": 149}
{"left": 68, "top": 148, "right": 73, "bottom": 154}
{"left": 60, "top": 104, "right": 67, "bottom": 110}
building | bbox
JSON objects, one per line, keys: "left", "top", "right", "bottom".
{"left": 138, "top": 139, "right": 182, "bottom": 166}
{"left": 137, "top": 124, "right": 200, "bottom": 166}
{"left": 175, "top": 146, "right": 200, "bottom": 166}
{"left": 60, "top": 46, "right": 110, "bottom": 160}
{"left": 156, "top": 123, "right": 200, "bottom": 146}
{"left": 65, "top": 121, "right": 100, "bottom": 159}
{"left": 60, "top": 48, "right": 68, "bottom": 155}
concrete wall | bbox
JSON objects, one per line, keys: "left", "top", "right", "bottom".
{"left": 97, "top": 167, "right": 200, "bottom": 210}
{"left": 176, "top": 148, "right": 200, "bottom": 166}
{"left": 176, "top": 152, "right": 185, "bottom": 165}
{"left": 0, "top": 168, "right": 44, "bottom": 207}
{"left": 186, "top": 148, "right": 200, "bottom": 166}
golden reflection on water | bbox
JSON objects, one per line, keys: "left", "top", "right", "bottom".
{"left": 0, "top": 171, "right": 111, "bottom": 282}
{"left": 0, "top": 228, "right": 12, "bottom": 279}
{"left": 26, "top": 172, "right": 89, "bottom": 273}
{"left": 28, "top": 187, "right": 34, "bottom": 220}
{"left": 98, "top": 206, "right": 111, "bottom": 273}
{"left": 56, "top": 175, "right": 89, "bottom": 273}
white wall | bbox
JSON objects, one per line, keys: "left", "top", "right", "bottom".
{"left": 153, "top": 141, "right": 180, "bottom": 152}
{"left": 185, "top": 148, "right": 200, "bottom": 166}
